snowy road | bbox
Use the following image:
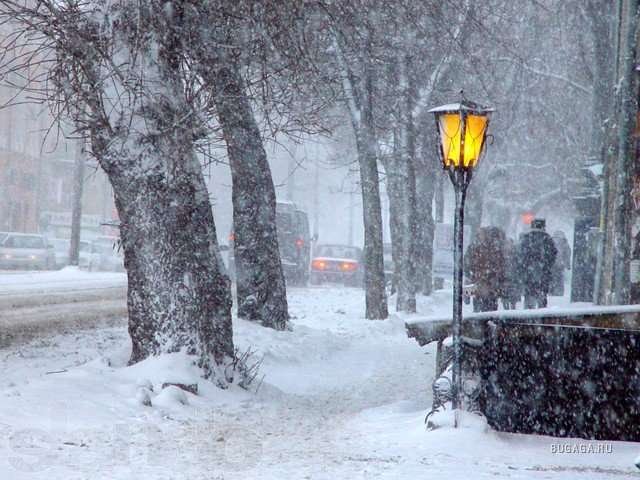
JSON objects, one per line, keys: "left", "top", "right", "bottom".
{"left": 0, "top": 286, "right": 637, "bottom": 479}
{"left": 0, "top": 268, "right": 127, "bottom": 348}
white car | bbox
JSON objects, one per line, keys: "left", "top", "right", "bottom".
{"left": 432, "top": 223, "right": 471, "bottom": 288}
{"left": 0, "top": 232, "right": 55, "bottom": 270}
{"left": 87, "top": 236, "right": 124, "bottom": 272}
{"left": 50, "top": 238, "right": 92, "bottom": 269}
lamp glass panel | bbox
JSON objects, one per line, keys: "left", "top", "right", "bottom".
{"left": 438, "top": 113, "right": 462, "bottom": 168}
{"left": 463, "top": 114, "right": 488, "bottom": 167}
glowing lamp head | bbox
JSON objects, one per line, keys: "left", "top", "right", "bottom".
{"left": 428, "top": 100, "right": 493, "bottom": 170}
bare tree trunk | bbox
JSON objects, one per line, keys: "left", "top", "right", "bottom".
{"left": 396, "top": 55, "right": 417, "bottom": 312}
{"left": 612, "top": 0, "right": 640, "bottom": 304}
{"left": 88, "top": 2, "right": 234, "bottom": 378}
{"left": 435, "top": 175, "right": 445, "bottom": 223}
{"left": 384, "top": 154, "right": 403, "bottom": 296}
{"left": 69, "top": 139, "right": 84, "bottom": 266}
{"left": 120, "top": 5, "right": 234, "bottom": 376}
{"left": 597, "top": 0, "right": 640, "bottom": 304}
{"left": 415, "top": 128, "right": 437, "bottom": 296}
{"left": 112, "top": 154, "right": 234, "bottom": 376}
{"left": 357, "top": 34, "right": 388, "bottom": 320}
{"left": 212, "top": 63, "right": 289, "bottom": 329}
{"left": 356, "top": 118, "right": 388, "bottom": 319}
{"left": 333, "top": 26, "right": 388, "bottom": 319}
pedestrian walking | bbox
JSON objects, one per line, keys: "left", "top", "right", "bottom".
{"left": 550, "top": 230, "right": 571, "bottom": 296}
{"left": 517, "top": 219, "right": 557, "bottom": 308}
{"left": 464, "top": 226, "right": 506, "bottom": 312}
{"left": 501, "top": 237, "right": 521, "bottom": 309}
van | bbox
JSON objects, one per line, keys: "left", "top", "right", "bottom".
{"left": 227, "top": 201, "right": 311, "bottom": 286}
{"left": 432, "top": 223, "right": 471, "bottom": 289}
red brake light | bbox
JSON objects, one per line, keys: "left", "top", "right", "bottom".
{"left": 312, "top": 259, "right": 326, "bottom": 270}
{"left": 229, "top": 232, "right": 235, "bottom": 242}
{"left": 295, "top": 238, "right": 304, "bottom": 248}
{"left": 340, "top": 262, "right": 357, "bottom": 272}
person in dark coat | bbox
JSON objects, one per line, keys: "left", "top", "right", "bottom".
{"left": 464, "top": 226, "right": 506, "bottom": 312}
{"left": 517, "top": 219, "right": 557, "bottom": 308}
{"left": 501, "top": 237, "right": 521, "bottom": 309}
{"left": 550, "top": 230, "right": 571, "bottom": 296}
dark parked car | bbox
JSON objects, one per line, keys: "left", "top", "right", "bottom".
{"left": 310, "top": 244, "right": 363, "bottom": 287}
{"left": 228, "top": 201, "right": 311, "bottom": 286}
{"left": 277, "top": 202, "right": 310, "bottom": 286}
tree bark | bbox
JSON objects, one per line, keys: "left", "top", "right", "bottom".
{"left": 356, "top": 117, "right": 389, "bottom": 319}
{"left": 596, "top": 0, "right": 640, "bottom": 304}
{"left": 69, "top": 139, "right": 85, "bottom": 267}
{"left": 395, "top": 55, "right": 418, "bottom": 313}
{"left": 212, "top": 62, "right": 289, "bottom": 329}
{"left": 414, "top": 129, "right": 437, "bottom": 296}
{"left": 611, "top": 0, "right": 640, "bottom": 304}
{"left": 333, "top": 27, "right": 388, "bottom": 319}
{"left": 110, "top": 154, "right": 234, "bottom": 377}
{"left": 384, "top": 155, "right": 403, "bottom": 296}
{"left": 85, "top": 2, "right": 234, "bottom": 379}
{"left": 358, "top": 31, "right": 388, "bottom": 320}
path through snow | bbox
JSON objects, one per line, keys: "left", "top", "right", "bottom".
{"left": 0, "top": 286, "right": 637, "bottom": 479}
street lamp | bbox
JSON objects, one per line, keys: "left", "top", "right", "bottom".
{"left": 428, "top": 98, "right": 493, "bottom": 415}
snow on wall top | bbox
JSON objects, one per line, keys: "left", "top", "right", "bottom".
{"left": 405, "top": 303, "right": 640, "bottom": 326}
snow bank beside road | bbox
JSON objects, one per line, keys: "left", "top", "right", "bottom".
{"left": 0, "top": 267, "right": 126, "bottom": 295}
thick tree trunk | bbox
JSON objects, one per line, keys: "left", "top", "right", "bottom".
{"left": 356, "top": 122, "right": 389, "bottom": 320}
{"left": 381, "top": 139, "right": 405, "bottom": 300}
{"left": 91, "top": 109, "right": 234, "bottom": 382}
{"left": 357, "top": 36, "right": 388, "bottom": 320}
{"left": 69, "top": 139, "right": 85, "bottom": 267}
{"left": 212, "top": 63, "right": 289, "bottom": 329}
{"left": 414, "top": 130, "right": 437, "bottom": 296}
{"left": 99, "top": 4, "right": 234, "bottom": 379}
{"left": 396, "top": 57, "right": 418, "bottom": 313}
{"left": 111, "top": 157, "right": 234, "bottom": 377}
{"left": 597, "top": 0, "right": 639, "bottom": 305}
{"left": 611, "top": 0, "right": 639, "bottom": 304}
{"left": 594, "top": 0, "right": 623, "bottom": 305}
{"left": 6, "top": 0, "right": 236, "bottom": 383}
{"left": 333, "top": 26, "right": 387, "bottom": 319}
{"left": 435, "top": 175, "right": 445, "bottom": 223}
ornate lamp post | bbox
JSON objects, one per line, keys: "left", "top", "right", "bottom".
{"left": 428, "top": 98, "right": 493, "bottom": 413}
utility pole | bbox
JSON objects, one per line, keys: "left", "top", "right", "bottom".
{"left": 313, "top": 162, "right": 319, "bottom": 241}
{"left": 287, "top": 155, "right": 296, "bottom": 202}
{"left": 69, "top": 139, "right": 85, "bottom": 266}
{"left": 381, "top": 185, "right": 388, "bottom": 243}
{"left": 348, "top": 184, "right": 355, "bottom": 246}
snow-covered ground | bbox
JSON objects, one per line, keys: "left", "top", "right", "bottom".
{"left": 0, "top": 284, "right": 638, "bottom": 479}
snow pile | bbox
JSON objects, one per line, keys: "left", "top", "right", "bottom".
{"left": 0, "top": 268, "right": 126, "bottom": 294}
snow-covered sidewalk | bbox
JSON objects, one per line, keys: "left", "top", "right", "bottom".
{"left": 0, "top": 286, "right": 637, "bottom": 479}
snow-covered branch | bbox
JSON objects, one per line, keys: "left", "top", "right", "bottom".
{"left": 497, "top": 57, "right": 591, "bottom": 95}
{"left": 332, "top": 34, "right": 362, "bottom": 129}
